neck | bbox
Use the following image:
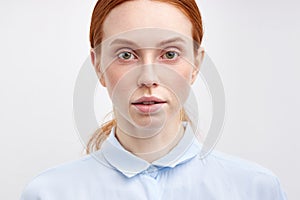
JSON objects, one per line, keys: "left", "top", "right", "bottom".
{"left": 115, "top": 115, "right": 184, "bottom": 163}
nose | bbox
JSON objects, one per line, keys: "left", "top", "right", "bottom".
{"left": 137, "top": 64, "right": 159, "bottom": 88}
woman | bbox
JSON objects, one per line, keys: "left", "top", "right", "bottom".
{"left": 20, "top": 0, "right": 287, "bottom": 199}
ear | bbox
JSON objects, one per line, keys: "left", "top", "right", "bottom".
{"left": 191, "top": 47, "right": 205, "bottom": 84}
{"left": 90, "top": 49, "right": 106, "bottom": 87}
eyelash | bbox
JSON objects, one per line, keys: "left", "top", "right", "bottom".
{"left": 118, "top": 51, "right": 137, "bottom": 60}
{"left": 115, "top": 49, "right": 137, "bottom": 64}
{"left": 161, "top": 50, "right": 180, "bottom": 61}
{"left": 116, "top": 48, "right": 181, "bottom": 63}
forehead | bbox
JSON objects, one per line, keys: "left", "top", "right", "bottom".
{"left": 102, "top": 0, "right": 193, "bottom": 42}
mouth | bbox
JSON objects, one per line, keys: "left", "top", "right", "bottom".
{"left": 132, "top": 96, "right": 167, "bottom": 105}
{"left": 131, "top": 96, "right": 167, "bottom": 113}
{"left": 132, "top": 101, "right": 166, "bottom": 105}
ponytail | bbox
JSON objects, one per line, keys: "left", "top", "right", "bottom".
{"left": 86, "top": 119, "right": 116, "bottom": 154}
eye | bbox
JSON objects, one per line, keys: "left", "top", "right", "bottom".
{"left": 162, "top": 51, "right": 179, "bottom": 60}
{"left": 118, "top": 51, "right": 135, "bottom": 60}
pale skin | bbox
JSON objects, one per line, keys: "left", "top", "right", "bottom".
{"left": 91, "top": 0, "right": 204, "bottom": 162}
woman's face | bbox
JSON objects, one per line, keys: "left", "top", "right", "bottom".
{"left": 92, "top": 0, "right": 203, "bottom": 135}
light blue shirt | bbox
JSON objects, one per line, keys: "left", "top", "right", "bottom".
{"left": 20, "top": 124, "right": 287, "bottom": 200}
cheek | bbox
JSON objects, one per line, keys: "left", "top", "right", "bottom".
{"left": 103, "top": 66, "right": 130, "bottom": 96}
{"left": 177, "top": 67, "right": 192, "bottom": 81}
{"left": 171, "top": 63, "right": 193, "bottom": 83}
{"left": 157, "top": 64, "right": 193, "bottom": 105}
{"left": 103, "top": 65, "right": 140, "bottom": 111}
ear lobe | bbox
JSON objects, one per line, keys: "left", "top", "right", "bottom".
{"left": 191, "top": 47, "right": 205, "bottom": 84}
{"left": 90, "top": 49, "right": 106, "bottom": 87}
{"left": 100, "top": 77, "right": 106, "bottom": 87}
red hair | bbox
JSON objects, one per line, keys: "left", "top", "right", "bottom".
{"left": 90, "top": 0, "right": 203, "bottom": 49}
{"left": 87, "top": 0, "right": 204, "bottom": 153}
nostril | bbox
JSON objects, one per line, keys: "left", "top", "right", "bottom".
{"left": 137, "top": 68, "right": 159, "bottom": 87}
{"left": 141, "top": 82, "right": 158, "bottom": 88}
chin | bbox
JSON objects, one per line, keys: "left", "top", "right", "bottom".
{"left": 131, "top": 115, "right": 166, "bottom": 131}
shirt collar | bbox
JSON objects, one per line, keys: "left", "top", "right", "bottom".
{"left": 97, "top": 122, "right": 201, "bottom": 178}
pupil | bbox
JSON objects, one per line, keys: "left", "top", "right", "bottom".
{"left": 166, "top": 52, "right": 175, "bottom": 59}
{"left": 123, "top": 52, "right": 131, "bottom": 59}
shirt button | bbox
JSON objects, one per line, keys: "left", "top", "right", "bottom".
{"left": 146, "top": 165, "right": 159, "bottom": 179}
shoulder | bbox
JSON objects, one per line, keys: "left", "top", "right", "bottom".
{"left": 25, "top": 154, "right": 101, "bottom": 182}
{"left": 208, "top": 150, "right": 276, "bottom": 175}
{"left": 20, "top": 153, "right": 118, "bottom": 200}
{"left": 196, "top": 150, "right": 287, "bottom": 199}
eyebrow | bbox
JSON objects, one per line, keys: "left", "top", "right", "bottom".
{"left": 109, "top": 38, "right": 137, "bottom": 47}
{"left": 109, "top": 37, "right": 186, "bottom": 48}
{"left": 158, "top": 37, "right": 186, "bottom": 46}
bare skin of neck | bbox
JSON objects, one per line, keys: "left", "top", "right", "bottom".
{"left": 115, "top": 115, "right": 184, "bottom": 163}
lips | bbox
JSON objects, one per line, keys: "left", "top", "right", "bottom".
{"left": 132, "top": 96, "right": 167, "bottom": 113}
{"left": 132, "top": 96, "right": 167, "bottom": 105}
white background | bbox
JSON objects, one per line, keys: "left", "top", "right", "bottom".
{"left": 0, "top": 0, "right": 299, "bottom": 199}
